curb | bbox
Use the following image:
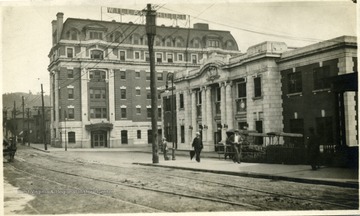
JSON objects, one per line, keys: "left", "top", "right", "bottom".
{"left": 134, "top": 162, "right": 359, "bottom": 189}
{"left": 28, "top": 146, "right": 50, "bottom": 153}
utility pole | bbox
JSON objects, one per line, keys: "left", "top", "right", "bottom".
{"left": 26, "top": 108, "right": 31, "bottom": 146}
{"left": 13, "top": 101, "right": 16, "bottom": 143}
{"left": 41, "top": 84, "right": 47, "bottom": 150}
{"left": 64, "top": 110, "right": 67, "bottom": 151}
{"left": 145, "top": 4, "right": 159, "bottom": 163}
{"left": 22, "top": 96, "right": 25, "bottom": 145}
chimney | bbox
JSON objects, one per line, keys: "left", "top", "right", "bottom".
{"left": 56, "top": 12, "right": 64, "bottom": 42}
{"left": 193, "top": 23, "right": 209, "bottom": 30}
{"left": 51, "top": 20, "right": 57, "bottom": 45}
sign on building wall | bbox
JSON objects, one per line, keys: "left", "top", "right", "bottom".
{"left": 107, "top": 7, "right": 186, "bottom": 20}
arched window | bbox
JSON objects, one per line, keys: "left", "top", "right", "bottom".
{"left": 155, "top": 36, "right": 162, "bottom": 46}
{"left": 165, "top": 37, "right": 173, "bottom": 47}
{"left": 66, "top": 29, "right": 79, "bottom": 40}
{"left": 132, "top": 34, "right": 141, "bottom": 45}
{"left": 192, "top": 38, "right": 201, "bottom": 48}
{"left": 175, "top": 37, "right": 185, "bottom": 47}
{"left": 225, "top": 40, "right": 234, "bottom": 49}
{"left": 90, "top": 49, "right": 104, "bottom": 59}
{"left": 110, "top": 31, "right": 122, "bottom": 43}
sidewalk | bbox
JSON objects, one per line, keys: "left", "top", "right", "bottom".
{"left": 27, "top": 143, "right": 358, "bottom": 188}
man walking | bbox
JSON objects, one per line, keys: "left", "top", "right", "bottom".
{"left": 228, "top": 129, "right": 242, "bottom": 163}
{"left": 192, "top": 132, "right": 203, "bottom": 162}
{"left": 307, "top": 127, "right": 320, "bottom": 170}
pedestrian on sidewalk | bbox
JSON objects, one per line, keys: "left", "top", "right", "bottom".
{"left": 162, "top": 138, "right": 170, "bottom": 161}
{"left": 192, "top": 132, "right": 203, "bottom": 162}
{"left": 228, "top": 129, "right": 242, "bottom": 163}
{"left": 307, "top": 127, "right": 320, "bottom": 170}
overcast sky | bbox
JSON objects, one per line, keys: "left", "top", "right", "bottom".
{"left": 1, "top": 0, "right": 357, "bottom": 94}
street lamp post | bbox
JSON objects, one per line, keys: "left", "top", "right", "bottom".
{"left": 166, "top": 73, "right": 176, "bottom": 160}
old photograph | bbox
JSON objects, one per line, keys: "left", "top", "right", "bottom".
{"left": 1, "top": 0, "right": 358, "bottom": 215}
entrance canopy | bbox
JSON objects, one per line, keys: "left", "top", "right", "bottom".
{"left": 85, "top": 122, "right": 113, "bottom": 131}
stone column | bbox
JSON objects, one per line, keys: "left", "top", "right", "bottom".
{"left": 205, "top": 86, "right": 213, "bottom": 151}
{"left": 220, "top": 82, "right": 227, "bottom": 141}
{"left": 226, "top": 81, "right": 234, "bottom": 128}
{"left": 108, "top": 69, "right": 115, "bottom": 148}
{"left": 191, "top": 90, "right": 197, "bottom": 141}
{"left": 80, "top": 68, "right": 90, "bottom": 148}
{"left": 184, "top": 89, "right": 190, "bottom": 148}
{"left": 201, "top": 87, "right": 207, "bottom": 142}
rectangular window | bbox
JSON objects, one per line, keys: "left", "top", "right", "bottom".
{"left": 215, "top": 87, "right": 221, "bottom": 115}
{"left": 177, "top": 53, "right": 184, "bottom": 62}
{"left": 120, "top": 71, "right": 126, "bottom": 79}
{"left": 157, "top": 72, "right": 163, "bottom": 81}
{"left": 136, "top": 107, "right": 141, "bottom": 115}
{"left": 136, "top": 89, "right": 141, "bottom": 96}
{"left": 237, "top": 82, "right": 246, "bottom": 98}
{"left": 68, "top": 88, "right": 74, "bottom": 99}
{"left": 137, "top": 130, "right": 141, "bottom": 139}
{"left": 167, "top": 53, "right": 173, "bottom": 63}
{"left": 313, "top": 66, "right": 330, "bottom": 90}
{"left": 191, "top": 54, "right": 198, "bottom": 64}
{"left": 119, "top": 50, "right": 126, "bottom": 61}
{"left": 90, "top": 108, "right": 107, "bottom": 119}
{"left": 121, "top": 89, "right": 126, "bottom": 99}
{"left": 134, "top": 51, "right": 141, "bottom": 60}
{"left": 158, "top": 108, "right": 162, "bottom": 119}
{"left": 90, "top": 88, "right": 106, "bottom": 99}
{"left": 147, "top": 90, "right": 151, "bottom": 99}
{"left": 254, "top": 77, "right": 262, "bottom": 98}
{"left": 68, "top": 132, "right": 75, "bottom": 143}
{"left": 288, "top": 72, "right": 302, "bottom": 93}
{"left": 179, "top": 94, "right": 184, "bottom": 109}
{"left": 121, "top": 108, "right": 127, "bottom": 118}
{"left": 145, "top": 52, "right": 150, "bottom": 62}
{"left": 156, "top": 53, "right": 162, "bottom": 63}
{"left": 67, "top": 69, "right": 74, "bottom": 79}
{"left": 67, "top": 48, "right": 74, "bottom": 58}
{"left": 67, "top": 108, "right": 74, "bottom": 119}
{"left": 255, "top": 120, "right": 263, "bottom": 144}
{"left": 147, "top": 108, "right": 151, "bottom": 118}
{"left": 89, "top": 70, "right": 106, "bottom": 81}
{"left": 135, "top": 71, "right": 141, "bottom": 78}
{"left": 90, "top": 31, "right": 103, "bottom": 40}
{"left": 180, "top": 125, "right": 185, "bottom": 143}
{"left": 121, "top": 130, "right": 128, "bottom": 144}
{"left": 146, "top": 72, "right": 150, "bottom": 81}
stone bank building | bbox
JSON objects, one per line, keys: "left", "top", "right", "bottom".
{"left": 172, "top": 36, "right": 357, "bottom": 152}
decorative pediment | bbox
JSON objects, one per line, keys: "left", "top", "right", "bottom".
{"left": 199, "top": 62, "right": 223, "bottom": 82}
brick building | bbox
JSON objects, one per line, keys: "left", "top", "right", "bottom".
{"left": 171, "top": 36, "right": 357, "bottom": 153}
{"left": 48, "top": 12, "right": 240, "bottom": 148}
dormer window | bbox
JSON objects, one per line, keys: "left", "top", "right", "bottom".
{"left": 90, "top": 31, "right": 103, "bottom": 40}
{"left": 90, "top": 50, "right": 104, "bottom": 59}
{"left": 208, "top": 40, "right": 220, "bottom": 48}
{"left": 66, "top": 29, "right": 78, "bottom": 40}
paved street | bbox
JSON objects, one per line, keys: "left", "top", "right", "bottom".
{"left": 3, "top": 145, "right": 359, "bottom": 215}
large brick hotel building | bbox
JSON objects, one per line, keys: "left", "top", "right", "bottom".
{"left": 48, "top": 12, "right": 357, "bottom": 152}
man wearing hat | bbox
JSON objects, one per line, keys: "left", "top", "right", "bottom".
{"left": 228, "top": 129, "right": 242, "bottom": 163}
{"left": 192, "top": 132, "right": 203, "bottom": 162}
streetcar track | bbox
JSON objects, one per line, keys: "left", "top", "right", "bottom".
{"left": 13, "top": 151, "right": 358, "bottom": 210}
{"left": 7, "top": 160, "right": 264, "bottom": 210}
{"left": 6, "top": 164, "right": 164, "bottom": 213}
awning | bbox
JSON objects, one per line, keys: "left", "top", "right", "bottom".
{"left": 85, "top": 122, "right": 113, "bottom": 131}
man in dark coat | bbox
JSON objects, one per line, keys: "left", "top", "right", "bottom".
{"left": 307, "top": 127, "right": 320, "bottom": 170}
{"left": 192, "top": 132, "right": 203, "bottom": 162}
